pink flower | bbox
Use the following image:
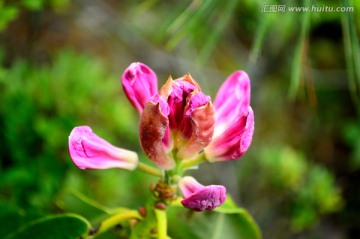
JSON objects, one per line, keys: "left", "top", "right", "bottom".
{"left": 68, "top": 126, "right": 138, "bottom": 170}
{"left": 204, "top": 71, "right": 254, "bottom": 162}
{"left": 121, "top": 63, "right": 254, "bottom": 167}
{"left": 68, "top": 63, "right": 254, "bottom": 212}
{"left": 121, "top": 62, "right": 158, "bottom": 115}
{"left": 69, "top": 63, "right": 215, "bottom": 171}
{"left": 178, "top": 176, "right": 226, "bottom": 211}
{"left": 139, "top": 74, "right": 215, "bottom": 169}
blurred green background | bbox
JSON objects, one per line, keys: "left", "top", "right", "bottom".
{"left": 0, "top": 0, "right": 359, "bottom": 238}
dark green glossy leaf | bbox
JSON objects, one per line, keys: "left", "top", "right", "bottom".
{"left": 5, "top": 214, "right": 91, "bottom": 239}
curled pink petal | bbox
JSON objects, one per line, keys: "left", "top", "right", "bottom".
{"left": 204, "top": 70, "right": 254, "bottom": 162}
{"left": 68, "top": 126, "right": 138, "bottom": 170}
{"left": 213, "top": 71, "right": 251, "bottom": 136}
{"left": 178, "top": 176, "right": 226, "bottom": 211}
{"left": 176, "top": 92, "right": 215, "bottom": 159}
{"left": 205, "top": 107, "right": 254, "bottom": 162}
{"left": 121, "top": 62, "right": 158, "bottom": 114}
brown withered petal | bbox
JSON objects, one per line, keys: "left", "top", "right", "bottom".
{"left": 158, "top": 76, "right": 174, "bottom": 99}
{"left": 139, "top": 101, "right": 175, "bottom": 170}
{"left": 180, "top": 73, "right": 201, "bottom": 91}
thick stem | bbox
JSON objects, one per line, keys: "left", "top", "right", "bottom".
{"left": 154, "top": 208, "right": 168, "bottom": 239}
{"left": 180, "top": 153, "right": 206, "bottom": 170}
{"left": 137, "top": 162, "right": 163, "bottom": 177}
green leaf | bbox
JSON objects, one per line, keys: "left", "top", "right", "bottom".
{"left": 168, "top": 196, "right": 261, "bottom": 239}
{"left": 0, "top": 205, "right": 44, "bottom": 238}
{"left": 214, "top": 197, "right": 262, "bottom": 239}
{"left": 56, "top": 190, "right": 113, "bottom": 218}
{"left": 5, "top": 214, "right": 91, "bottom": 239}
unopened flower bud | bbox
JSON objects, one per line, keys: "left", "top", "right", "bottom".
{"left": 121, "top": 62, "right": 158, "bottom": 114}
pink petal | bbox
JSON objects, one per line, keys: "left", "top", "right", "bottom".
{"left": 167, "top": 79, "right": 197, "bottom": 130}
{"left": 178, "top": 176, "right": 226, "bottom": 211}
{"left": 121, "top": 62, "right": 158, "bottom": 114}
{"left": 213, "top": 71, "right": 251, "bottom": 136}
{"left": 176, "top": 92, "right": 215, "bottom": 159}
{"left": 205, "top": 107, "right": 254, "bottom": 162}
{"left": 178, "top": 176, "right": 204, "bottom": 198}
{"left": 68, "top": 126, "right": 138, "bottom": 170}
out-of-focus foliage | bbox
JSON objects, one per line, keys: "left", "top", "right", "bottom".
{"left": 242, "top": 147, "right": 343, "bottom": 232}
{"left": 156, "top": 0, "right": 240, "bottom": 63}
{"left": 0, "top": 50, "right": 140, "bottom": 233}
{"left": 0, "top": 0, "right": 69, "bottom": 31}
{"left": 149, "top": 0, "right": 360, "bottom": 101}
{"left": 343, "top": 122, "right": 360, "bottom": 169}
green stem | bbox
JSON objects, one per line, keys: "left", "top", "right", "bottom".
{"left": 92, "top": 210, "right": 142, "bottom": 237}
{"left": 137, "top": 162, "right": 163, "bottom": 177}
{"left": 180, "top": 153, "right": 206, "bottom": 170}
{"left": 154, "top": 208, "right": 168, "bottom": 239}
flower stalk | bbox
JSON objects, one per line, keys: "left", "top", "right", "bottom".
{"left": 154, "top": 208, "right": 168, "bottom": 239}
{"left": 180, "top": 153, "right": 207, "bottom": 170}
{"left": 137, "top": 162, "right": 163, "bottom": 177}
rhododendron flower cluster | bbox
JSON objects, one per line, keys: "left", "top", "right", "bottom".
{"left": 68, "top": 62, "right": 254, "bottom": 211}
